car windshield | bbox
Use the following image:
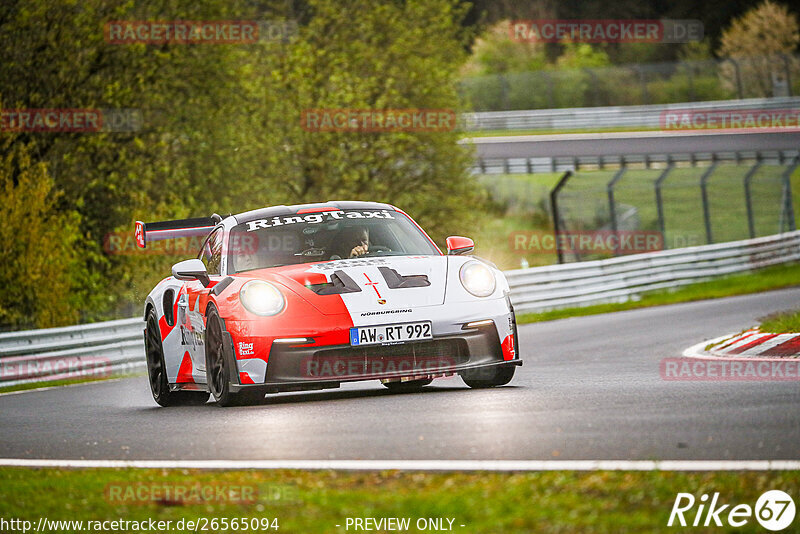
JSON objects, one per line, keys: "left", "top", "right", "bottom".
{"left": 228, "top": 209, "right": 441, "bottom": 272}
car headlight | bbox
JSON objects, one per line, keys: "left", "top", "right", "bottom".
{"left": 239, "top": 280, "right": 285, "bottom": 316}
{"left": 459, "top": 261, "right": 496, "bottom": 298}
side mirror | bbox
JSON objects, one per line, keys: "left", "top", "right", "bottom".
{"left": 172, "top": 259, "right": 210, "bottom": 287}
{"left": 446, "top": 236, "right": 474, "bottom": 255}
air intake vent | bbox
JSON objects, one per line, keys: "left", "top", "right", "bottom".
{"left": 379, "top": 267, "right": 430, "bottom": 288}
{"left": 306, "top": 270, "right": 362, "bottom": 295}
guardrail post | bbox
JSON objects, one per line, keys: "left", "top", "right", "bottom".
{"left": 584, "top": 68, "right": 599, "bottom": 106}
{"left": 721, "top": 58, "right": 743, "bottom": 99}
{"left": 543, "top": 72, "right": 555, "bottom": 108}
{"left": 700, "top": 158, "right": 718, "bottom": 244}
{"left": 550, "top": 170, "right": 573, "bottom": 264}
{"left": 607, "top": 166, "right": 628, "bottom": 256}
{"left": 781, "top": 54, "right": 793, "bottom": 97}
{"left": 743, "top": 158, "right": 763, "bottom": 238}
{"left": 499, "top": 74, "right": 510, "bottom": 110}
{"left": 634, "top": 66, "right": 649, "bottom": 104}
{"left": 654, "top": 160, "right": 674, "bottom": 246}
{"left": 780, "top": 156, "right": 798, "bottom": 232}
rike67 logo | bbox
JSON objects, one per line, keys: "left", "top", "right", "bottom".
{"left": 668, "top": 490, "right": 796, "bottom": 531}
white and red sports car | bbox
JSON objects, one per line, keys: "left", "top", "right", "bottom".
{"left": 140, "top": 201, "right": 521, "bottom": 406}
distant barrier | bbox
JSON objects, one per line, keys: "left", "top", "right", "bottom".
{"left": 0, "top": 318, "right": 144, "bottom": 387}
{"left": 463, "top": 96, "right": 800, "bottom": 132}
{"left": 506, "top": 230, "right": 800, "bottom": 313}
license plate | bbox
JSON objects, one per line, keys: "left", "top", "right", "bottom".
{"left": 350, "top": 321, "right": 432, "bottom": 346}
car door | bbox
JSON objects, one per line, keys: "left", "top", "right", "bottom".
{"left": 178, "top": 226, "right": 224, "bottom": 379}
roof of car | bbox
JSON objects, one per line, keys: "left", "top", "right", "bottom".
{"left": 231, "top": 201, "right": 396, "bottom": 225}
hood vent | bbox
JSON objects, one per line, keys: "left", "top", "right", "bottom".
{"left": 379, "top": 266, "right": 430, "bottom": 289}
{"left": 307, "top": 270, "right": 362, "bottom": 295}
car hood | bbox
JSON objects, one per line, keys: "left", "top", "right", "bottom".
{"left": 264, "top": 255, "right": 449, "bottom": 315}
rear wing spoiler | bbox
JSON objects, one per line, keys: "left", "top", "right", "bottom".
{"left": 134, "top": 216, "right": 219, "bottom": 249}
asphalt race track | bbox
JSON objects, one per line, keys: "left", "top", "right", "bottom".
{"left": 465, "top": 130, "right": 800, "bottom": 159}
{"left": 1, "top": 288, "right": 799, "bottom": 462}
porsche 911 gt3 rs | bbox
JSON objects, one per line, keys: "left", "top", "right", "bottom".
{"left": 140, "top": 201, "right": 521, "bottom": 406}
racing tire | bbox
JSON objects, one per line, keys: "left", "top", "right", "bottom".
{"left": 205, "top": 306, "right": 259, "bottom": 407}
{"left": 461, "top": 364, "right": 516, "bottom": 388}
{"left": 382, "top": 378, "right": 433, "bottom": 392}
{"left": 144, "top": 309, "right": 209, "bottom": 407}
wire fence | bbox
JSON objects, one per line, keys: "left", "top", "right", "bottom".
{"left": 477, "top": 151, "right": 799, "bottom": 265}
{"left": 461, "top": 54, "right": 800, "bottom": 112}
{"left": 553, "top": 155, "right": 797, "bottom": 262}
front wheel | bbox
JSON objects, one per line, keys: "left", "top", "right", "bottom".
{"left": 144, "top": 309, "right": 209, "bottom": 406}
{"left": 461, "top": 365, "right": 516, "bottom": 388}
{"left": 205, "top": 306, "right": 261, "bottom": 406}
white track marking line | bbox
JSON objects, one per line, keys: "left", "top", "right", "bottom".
{"left": 682, "top": 335, "right": 735, "bottom": 360}
{"left": 1, "top": 458, "right": 800, "bottom": 471}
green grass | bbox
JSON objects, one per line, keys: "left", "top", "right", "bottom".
{"left": 759, "top": 308, "right": 800, "bottom": 334}
{"left": 518, "top": 263, "right": 800, "bottom": 324}
{"left": 1, "top": 467, "right": 798, "bottom": 533}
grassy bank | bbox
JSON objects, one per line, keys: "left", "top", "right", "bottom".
{"left": 759, "top": 308, "right": 800, "bottom": 334}
{"left": 1, "top": 467, "right": 798, "bottom": 533}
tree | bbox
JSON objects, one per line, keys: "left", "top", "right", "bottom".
{"left": 0, "top": 0, "right": 285, "bottom": 319}
{"left": 461, "top": 20, "right": 548, "bottom": 76}
{"left": 719, "top": 0, "right": 800, "bottom": 96}
{"left": 256, "top": 0, "right": 485, "bottom": 241}
{"left": 0, "top": 136, "right": 83, "bottom": 328}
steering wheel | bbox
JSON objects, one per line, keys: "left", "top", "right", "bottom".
{"left": 294, "top": 247, "right": 326, "bottom": 258}
{"left": 360, "top": 245, "right": 391, "bottom": 256}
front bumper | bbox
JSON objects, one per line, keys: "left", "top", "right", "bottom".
{"left": 230, "top": 325, "right": 521, "bottom": 393}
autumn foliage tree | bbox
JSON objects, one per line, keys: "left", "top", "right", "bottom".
{"left": 0, "top": 136, "right": 82, "bottom": 328}
{"left": 719, "top": 1, "right": 800, "bottom": 96}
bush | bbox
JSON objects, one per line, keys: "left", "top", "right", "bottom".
{"left": 0, "top": 138, "right": 83, "bottom": 329}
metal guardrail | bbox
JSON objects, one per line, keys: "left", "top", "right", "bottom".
{"left": 2, "top": 230, "right": 799, "bottom": 385}
{"left": 464, "top": 96, "right": 800, "bottom": 132}
{"left": 0, "top": 318, "right": 144, "bottom": 387}
{"left": 506, "top": 230, "right": 800, "bottom": 313}
{"left": 473, "top": 149, "right": 800, "bottom": 175}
